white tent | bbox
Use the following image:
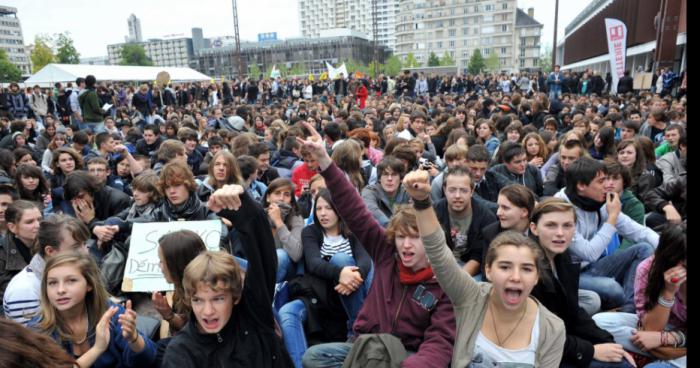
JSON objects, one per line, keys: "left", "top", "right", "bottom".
{"left": 23, "top": 63, "right": 213, "bottom": 87}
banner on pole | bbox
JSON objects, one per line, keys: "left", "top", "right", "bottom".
{"left": 326, "top": 62, "right": 348, "bottom": 80}
{"left": 122, "top": 220, "right": 222, "bottom": 292}
{"left": 270, "top": 64, "right": 281, "bottom": 78}
{"left": 605, "top": 18, "right": 627, "bottom": 94}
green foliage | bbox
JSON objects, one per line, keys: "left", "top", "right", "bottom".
{"left": 118, "top": 43, "right": 153, "bottom": 66}
{"left": 288, "top": 63, "right": 306, "bottom": 77}
{"left": 428, "top": 52, "right": 440, "bottom": 67}
{"left": 367, "top": 60, "right": 382, "bottom": 78}
{"left": 382, "top": 55, "right": 403, "bottom": 76}
{"left": 248, "top": 64, "right": 262, "bottom": 79}
{"left": 30, "top": 34, "right": 55, "bottom": 73}
{"left": 403, "top": 53, "right": 420, "bottom": 68}
{"left": 539, "top": 48, "right": 553, "bottom": 74}
{"left": 0, "top": 49, "right": 21, "bottom": 81}
{"left": 344, "top": 59, "right": 369, "bottom": 76}
{"left": 439, "top": 51, "right": 455, "bottom": 66}
{"left": 485, "top": 52, "right": 500, "bottom": 72}
{"left": 467, "top": 49, "right": 485, "bottom": 74}
{"left": 55, "top": 32, "right": 80, "bottom": 64}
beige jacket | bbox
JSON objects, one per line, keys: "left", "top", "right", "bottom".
{"left": 422, "top": 229, "right": 565, "bottom": 367}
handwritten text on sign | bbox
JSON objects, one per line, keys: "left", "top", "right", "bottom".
{"left": 122, "top": 220, "right": 221, "bottom": 292}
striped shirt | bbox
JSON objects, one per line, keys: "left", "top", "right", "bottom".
{"left": 320, "top": 233, "right": 353, "bottom": 259}
{"left": 3, "top": 254, "right": 44, "bottom": 325}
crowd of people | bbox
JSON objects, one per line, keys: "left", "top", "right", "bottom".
{"left": 0, "top": 64, "right": 687, "bottom": 368}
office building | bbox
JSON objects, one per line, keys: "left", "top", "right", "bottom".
{"left": 299, "top": 0, "right": 400, "bottom": 51}
{"left": 127, "top": 14, "right": 143, "bottom": 43}
{"left": 394, "top": 1, "right": 543, "bottom": 73}
{"left": 197, "top": 29, "right": 388, "bottom": 78}
{"left": 0, "top": 6, "right": 29, "bottom": 75}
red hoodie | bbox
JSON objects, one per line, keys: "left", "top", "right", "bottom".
{"left": 321, "top": 163, "right": 455, "bottom": 368}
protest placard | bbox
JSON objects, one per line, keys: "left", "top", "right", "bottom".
{"left": 122, "top": 220, "right": 222, "bottom": 292}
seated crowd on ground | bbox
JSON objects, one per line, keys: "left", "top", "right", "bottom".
{"left": 0, "top": 68, "right": 687, "bottom": 368}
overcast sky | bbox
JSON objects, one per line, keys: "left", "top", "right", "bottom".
{"left": 7, "top": 0, "right": 593, "bottom": 58}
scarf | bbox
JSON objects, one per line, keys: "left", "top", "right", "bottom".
{"left": 565, "top": 187, "right": 605, "bottom": 213}
{"left": 397, "top": 259, "right": 435, "bottom": 285}
{"left": 126, "top": 202, "right": 156, "bottom": 221}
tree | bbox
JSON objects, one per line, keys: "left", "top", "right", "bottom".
{"left": 118, "top": 43, "right": 153, "bottom": 66}
{"left": 367, "top": 60, "right": 383, "bottom": 78}
{"left": 0, "top": 49, "right": 21, "bottom": 81}
{"left": 248, "top": 64, "right": 262, "bottom": 79}
{"left": 344, "top": 59, "right": 369, "bottom": 77}
{"left": 467, "top": 49, "right": 485, "bottom": 75}
{"left": 428, "top": 52, "right": 440, "bottom": 67}
{"left": 288, "top": 63, "right": 306, "bottom": 77}
{"left": 439, "top": 51, "right": 455, "bottom": 66}
{"left": 539, "top": 47, "right": 553, "bottom": 74}
{"left": 403, "top": 52, "right": 420, "bottom": 68}
{"left": 485, "top": 52, "right": 500, "bottom": 72}
{"left": 55, "top": 32, "right": 80, "bottom": 64}
{"left": 382, "top": 55, "right": 402, "bottom": 76}
{"left": 30, "top": 35, "right": 55, "bottom": 72}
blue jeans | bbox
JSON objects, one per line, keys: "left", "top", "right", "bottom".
{"left": 279, "top": 299, "right": 308, "bottom": 368}
{"left": 301, "top": 342, "right": 353, "bottom": 368}
{"left": 578, "top": 289, "right": 601, "bottom": 316}
{"left": 235, "top": 256, "right": 248, "bottom": 271}
{"left": 579, "top": 242, "right": 654, "bottom": 311}
{"left": 281, "top": 253, "right": 374, "bottom": 368}
{"left": 593, "top": 312, "right": 686, "bottom": 367}
{"left": 328, "top": 253, "right": 374, "bottom": 332}
{"left": 277, "top": 248, "right": 304, "bottom": 283}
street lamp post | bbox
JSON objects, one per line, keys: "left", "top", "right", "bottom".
{"left": 552, "top": 0, "right": 559, "bottom": 68}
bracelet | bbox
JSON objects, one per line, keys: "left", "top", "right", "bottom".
{"left": 129, "top": 333, "right": 139, "bottom": 344}
{"left": 412, "top": 196, "right": 432, "bottom": 211}
{"left": 657, "top": 295, "right": 675, "bottom": 308}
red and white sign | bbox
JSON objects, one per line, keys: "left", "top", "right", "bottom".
{"left": 605, "top": 18, "right": 627, "bottom": 94}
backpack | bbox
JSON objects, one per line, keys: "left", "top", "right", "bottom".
{"left": 57, "top": 90, "right": 73, "bottom": 122}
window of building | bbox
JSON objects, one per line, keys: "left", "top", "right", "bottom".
{"left": 520, "top": 48, "right": 525, "bottom": 57}
{"left": 483, "top": 48, "right": 490, "bottom": 55}
{"left": 501, "top": 25, "right": 507, "bottom": 32}
{"left": 485, "top": 4, "right": 494, "bottom": 11}
{"left": 482, "top": 26, "right": 494, "bottom": 34}
{"left": 449, "top": 19, "right": 455, "bottom": 26}
{"left": 449, "top": 40, "right": 455, "bottom": 47}
{"left": 437, "top": 41, "right": 443, "bottom": 48}
{"left": 501, "top": 47, "right": 507, "bottom": 55}
{"left": 449, "top": 29, "right": 456, "bottom": 37}
{"left": 520, "top": 59, "right": 525, "bottom": 68}
{"left": 502, "top": 2, "right": 508, "bottom": 9}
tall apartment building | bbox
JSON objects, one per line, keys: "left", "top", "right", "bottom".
{"left": 127, "top": 14, "right": 143, "bottom": 43}
{"left": 298, "top": 0, "right": 400, "bottom": 51}
{"left": 0, "top": 6, "right": 29, "bottom": 75}
{"left": 395, "top": 0, "right": 543, "bottom": 73}
{"left": 108, "top": 37, "right": 194, "bottom": 67}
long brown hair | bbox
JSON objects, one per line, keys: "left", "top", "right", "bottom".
{"left": 0, "top": 318, "right": 76, "bottom": 368}
{"left": 38, "top": 252, "right": 110, "bottom": 341}
{"left": 331, "top": 139, "right": 364, "bottom": 191}
{"left": 207, "top": 150, "right": 243, "bottom": 188}
{"left": 159, "top": 230, "right": 207, "bottom": 314}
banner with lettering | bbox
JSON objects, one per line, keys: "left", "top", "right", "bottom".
{"left": 605, "top": 18, "right": 627, "bottom": 94}
{"left": 121, "top": 220, "right": 222, "bottom": 292}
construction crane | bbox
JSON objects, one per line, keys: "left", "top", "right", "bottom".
{"left": 232, "top": 0, "right": 244, "bottom": 78}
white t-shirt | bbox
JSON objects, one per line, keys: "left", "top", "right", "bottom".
{"left": 467, "top": 307, "right": 540, "bottom": 368}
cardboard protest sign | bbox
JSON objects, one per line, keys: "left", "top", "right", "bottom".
{"left": 122, "top": 220, "right": 221, "bottom": 292}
